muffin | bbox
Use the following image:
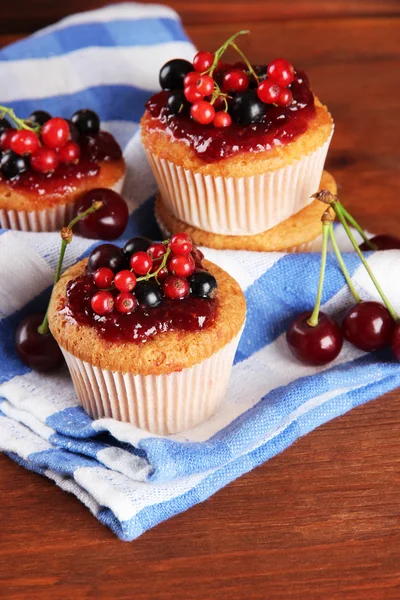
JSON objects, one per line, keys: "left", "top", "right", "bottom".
{"left": 141, "top": 40, "right": 333, "bottom": 237}
{"left": 48, "top": 234, "right": 246, "bottom": 435}
{"left": 155, "top": 170, "right": 337, "bottom": 252}
{"left": 0, "top": 109, "right": 125, "bottom": 232}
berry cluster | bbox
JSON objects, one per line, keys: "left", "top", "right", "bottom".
{"left": 0, "top": 108, "right": 100, "bottom": 180}
{"left": 159, "top": 31, "right": 298, "bottom": 127}
{"left": 87, "top": 233, "right": 217, "bottom": 316}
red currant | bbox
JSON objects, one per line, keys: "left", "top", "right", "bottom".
{"left": 168, "top": 253, "right": 195, "bottom": 277}
{"left": 30, "top": 147, "right": 60, "bottom": 173}
{"left": 147, "top": 242, "right": 167, "bottom": 260}
{"left": 0, "top": 128, "right": 16, "bottom": 150}
{"left": 170, "top": 232, "right": 193, "bottom": 255}
{"left": 196, "top": 74, "right": 214, "bottom": 96}
{"left": 267, "top": 58, "right": 295, "bottom": 87}
{"left": 115, "top": 292, "right": 138, "bottom": 314}
{"left": 91, "top": 291, "right": 114, "bottom": 315}
{"left": 114, "top": 269, "right": 137, "bottom": 292}
{"left": 58, "top": 141, "right": 81, "bottom": 164}
{"left": 257, "top": 80, "right": 282, "bottom": 104}
{"left": 93, "top": 267, "right": 114, "bottom": 289}
{"left": 41, "top": 117, "right": 70, "bottom": 149}
{"left": 222, "top": 69, "right": 249, "bottom": 93}
{"left": 163, "top": 275, "right": 190, "bottom": 300}
{"left": 191, "top": 101, "right": 215, "bottom": 125}
{"left": 10, "top": 130, "right": 39, "bottom": 155}
{"left": 276, "top": 88, "right": 293, "bottom": 107}
{"left": 193, "top": 51, "right": 214, "bottom": 73}
{"left": 130, "top": 251, "right": 152, "bottom": 275}
{"left": 184, "top": 85, "right": 204, "bottom": 103}
{"left": 213, "top": 111, "right": 232, "bottom": 128}
{"left": 155, "top": 266, "right": 169, "bottom": 282}
{"left": 184, "top": 71, "right": 201, "bottom": 87}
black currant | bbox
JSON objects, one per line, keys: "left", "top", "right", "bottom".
{"left": 123, "top": 236, "right": 152, "bottom": 257}
{"left": 134, "top": 280, "right": 162, "bottom": 308}
{"left": 0, "top": 117, "right": 11, "bottom": 136}
{"left": 229, "top": 90, "right": 267, "bottom": 125}
{"left": 189, "top": 270, "right": 217, "bottom": 298}
{"left": 159, "top": 59, "right": 193, "bottom": 91}
{"left": 67, "top": 119, "right": 80, "bottom": 142}
{"left": 88, "top": 244, "right": 125, "bottom": 274}
{"left": 167, "top": 91, "right": 190, "bottom": 116}
{"left": 0, "top": 150, "right": 29, "bottom": 179}
{"left": 71, "top": 109, "right": 100, "bottom": 136}
{"left": 28, "top": 110, "right": 52, "bottom": 126}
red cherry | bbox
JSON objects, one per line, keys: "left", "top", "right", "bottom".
{"left": 276, "top": 88, "right": 293, "bottom": 107}
{"left": 170, "top": 232, "right": 193, "bottom": 255}
{"left": 359, "top": 235, "right": 400, "bottom": 251}
{"left": 184, "top": 71, "right": 201, "bottom": 87}
{"left": 391, "top": 323, "right": 400, "bottom": 360}
{"left": 267, "top": 58, "right": 295, "bottom": 87}
{"left": 115, "top": 292, "right": 138, "bottom": 314}
{"left": 286, "top": 311, "right": 343, "bottom": 366}
{"left": 0, "top": 128, "right": 16, "bottom": 150}
{"left": 30, "top": 147, "right": 60, "bottom": 173}
{"left": 75, "top": 188, "right": 129, "bottom": 241}
{"left": 15, "top": 313, "right": 63, "bottom": 372}
{"left": 114, "top": 269, "right": 137, "bottom": 292}
{"left": 93, "top": 267, "right": 114, "bottom": 289}
{"left": 168, "top": 253, "right": 195, "bottom": 277}
{"left": 41, "top": 117, "right": 70, "bottom": 149}
{"left": 190, "top": 100, "right": 215, "bottom": 125}
{"left": 147, "top": 242, "right": 167, "bottom": 260}
{"left": 222, "top": 69, "right": 249, "bottom": 93}
{"left": 342, "top": 301, "right": 395, "bottom": 352}
{"left": 91, "top": 290, "right": 114, "bottom": 315}
{"left": 130, "top": 251, "right": 152, "bottom": 275}
{"left": 163, "top": 275, "right": 190, "bottom": 300}
{"left": 10, "top": 130, "right": 39, "bottom": 155}
{"left": 193, "top": 51, "right": 214, "bottom": 73}
{"left": 184, "top": 85, "right": 204, "bottom": 103}
{"left": 213, "top": 111, "right": 232, "bottom": 128}
{"left": 257, "top": 80, "right": 282, "bottom": 104}
{"left": 58, "top": 141, "right": 81, "bottom": 164}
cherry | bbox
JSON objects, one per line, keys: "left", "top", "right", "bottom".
{"left": 91, "top": 290, "right": 114, "bottom": 315}
{"left": 168, "top": 253, "right": 195, "bottom": 277}
{"left": 0, "top": 150, "right": 29, "bottom": 179}
{"left": 391, "top": 323, "right": 400, "bottom": 361}
{"left": 30, "top": 147, "right": 59, "bottom": 173}
{"left": 286, "top": 311, "right": 343, "bottom": 366}
{"left": 167, "top": 91, "right": 189, "bottom": 116}
{"left": 193, "top": 51, "right": 214, "bottom": 73}
{"left": 93, "top": 267, "right": 114, "bottom": 289}
{"left": 257, "top": 80, "right": 281, "bottom": 104}
{"left": 342, "top": 301, "right": 395, "bottom": 352}
{"left": 230, "top": 90, "right": 266, "bottom": 125}
{"left": 28, "top": 110, "right": 52, "bottom": 126}
{"left": 58, "top": 141, "right": 81, "bottom": 164}
{"left": 223, "top": 69, "right": 249, "bottom": 93}
{"left": 267, "top": 58, "right": 295, "bottom": 87}
{"left": 184, "top": 85, "right": 204, "bottom": 104}
{"left": 134, "top": 280, "right": 162, "bottom": 308}
{"left": 170, "top": 232, "right": 193, "bottom": 255}
{"left": 147, "top": 242, "right": 166, "bottom": 260}
{"left": 88, "top": 243, "right": 125, "bottom": 274}
{"left": 10, "top": 130, "right": 39, "bottom": 155}
{"left": 15, "top": 313, "right": 63, "bottom": 371}
{"left": 359, "top": 235, "right": 400, "bottom": 251}
{"left": 71, "top": 109, "right": 100, "bottom": 136}
{"left": 189, "top": 270, "right": 217, "bottom": 298}
{"left": 114, "top": 269, "right": 137, "bottom": 292}
{"left": 0, "top": 128, "right": 16, "bottom": 150}
{"left": 41, "top": 117, "right": 70, "bottom": 149}
{"left": 213, "top": 111, "right": 232, "bottom": 128}
{"left": 123, "top": 236, "right": 152, "bottom": 257}
{"left": 75, "top": 188, "right": 129, "bottom": 240}
{"left": 190, "top": 100, "right": 215, "bottom": 125}
{"left": 159, "top": 59, "right": 193, "bottom": 90}
{"left": 115, "top": 292, "right": 138, "bottom": 314}
{"left": 276, "top": 88, "right": 293, "bottom": 107}
{"left": 130, "top": 251, "right": 152, "bottom": 275}
{"left": 163, "top": 275, "right": 190, "bottom": 300}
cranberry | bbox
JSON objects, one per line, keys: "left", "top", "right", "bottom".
{"left": 91, "top": 291, "right": 114, "bottom": 315}
{"left": 391, "top": 323, "right": 400, "bottom": 361}
{"left": 130, "top": 251, "right": 152, "bottom": 275}
{"left": 93, "top": 267, "right": 114, "bottom": 289}
{"left": 168, "top": 254, "right": 195, "bottom": 277}
{"left": 359, "top": 235, "right": 400, "bottom": 251}
{"left": 58, "top": 141, "right": 81, "bottom": 164}
{"left": 191, "top": 100, "right": 215, "bottom": 124}
{"left": 213, "top": 111, "right": 232, "bottom": 128}
{"left": 15, "top": 313, "right": 63, "bottom": 372}
{"left": 147, "top": 243, "right": 167, "bottom": 260}
{"left": 276, "top": 88, "right": 293, "bottom": 107}
{"left": 41, "top": 117, "right": 70, "bottom": 149}
{"left": 193, "top": 51, "right": 214, "bottom": 73}
{"left": 267, "top": 58, "right": 295, "bottom": 87}
{"left": 88, "top": 244, "right": 125, "bottom": 274}
{"left": 223, "top": 69, "right": 249, "bottom": 93}
{"left": 342, "top": 301, "right": 395, "bottom": 352}
{"left": 114, "top": 269, "right": 137, "bottom": 292}
{"left": 10, "top": 130, "right": 39, "bottom": 155}
{"left": 30, "top": 147, "right": 59, "bottom": 173}
{"left": 170, "top": 232, "right": 193, "bottom": 255}
{"left": 184, "top": 85, "right": 203, "bottom": 103}
{"left": 286, "top": 311, "right": 343, "bottom": 366}
{"left": 75, "top": 188, "right": 129, "bottom": 241}
{"left": 257, "top": 80, "right": 282, "bottom": 104}
{"left": 163, "top": 275, "right": 190, "bottom": 300}
{"left": 115, "top": 292, "right": 138, "bottom": 314}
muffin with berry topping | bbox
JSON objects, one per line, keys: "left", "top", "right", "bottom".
{"left": 48, "top": 233, "right": 246, "bottom": 434}
{"left": 141, "top": 31, "right": 333, "bottom": 237}
{"left": 0, "top": 107, "right": 126, "bottom": 232}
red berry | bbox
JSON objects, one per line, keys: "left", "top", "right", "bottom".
{"left": 193, "top": 51, "right": 214, "bottom": 73}
{"left": 115, "top": 292, "right": 138, "bottom": 314}
{"left": 213, "top": 111, "right": 232, "bottom": 128}
{"left": 163, "top": 275, "right": 190, "bottom": 300}
{"left": 30, "top": 147, "right": 60, "bottom": 173}
{"left": 342, "top": 301, "right": 395, "bottom": 352}
{"left": 276, "top": 88, "right": 293, "bottom": 107}
{"left": 191, "top": 100, "right": 215, "bottom": 125}
{"left": 267, "top": 58, "right": 295, "bottom": 87}
{"left": 359, "top": 234, "right": 400, "bottom": 251}
{"left": 0, "top": 129, "right": 16, "bottom": 150}
{"left": 184, "top": 85, "right": 204, "bottom": 103}
{"left": 130, "top": 251, "right": 152, "bottom": 275}
{"left": 155, "top": 266, "right": 169, "bottom": 282}
{"left": 257, "top": 80, "right": 282, "bottom": 104}
{"left": 184, "top": 71, "right": 201, "bottom": 87}
{"left": 91, "top": 291, "right": 114, "bottom": 315}
{"left": 58, "top": 141, "right": 81, "bottom": 164}
{"left": 168, "top": 253, "right": 195, "bottom": 277}
{"left": 114, "top": 269, "right": 137, "bottom": 292}
{"left": 170, "top": 232, "right": 193, "bottom": 255}
{"left": 93, "top": 267, "right": 114, "bottom": 289}
{"left": 41, "top": 117, "right": 70, "bottom": 149}
{"left": 222, "top": 69, "right": 249, "bottom": 93}
{"left": 196, "top": 74, "right": 214, "bottom": 96}
{"left": 10, "top": 130, "right": 39, "bottom": 155}
{"left": 286, "top": 311, "right": 343, "bottom": 366}
{"left": 147, "top": 242, "right": 167, "bottom": 260}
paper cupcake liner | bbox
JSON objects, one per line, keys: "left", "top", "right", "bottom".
{"left": 0, "top": 175, "right": 125, "bottom": 232}
{"left": 146, "top": 131, "right": 333, "bottom": 236}
{"left": 60, "top": 330, "right": 242, "bottom": 435}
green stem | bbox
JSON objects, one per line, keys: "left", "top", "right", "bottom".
{"left": 0, "top": 105, "right": 40, "bottom": 133}
{"left": 332, "top": 202, "right": 399, "bottom": 322}
{"left": 230, "top": 42, "right": 259, "bottom": 83}
{"left": 137, "top": 246, "right": 172, "bottom": 283}
{"left": 339, "top": 202, "right": 377, "bottom": 250}
{"left": 328, "top": 224, "right": 361, "bottom": 304}
{"left": 208, "top": 30, "right": 250, "bottom": 76}
{"left": 307, "top": 221, "right": 330, "bottom": 327}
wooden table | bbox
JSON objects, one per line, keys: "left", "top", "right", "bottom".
{"left": 1, "top": 3, "right": 400, "bottom": 598}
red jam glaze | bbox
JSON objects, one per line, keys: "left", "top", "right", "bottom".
{"left": 145, "top": 67, "right": 315, "bottom": 162}
{"left": 63, "top": 270, "right": 217, "bottom": 344}
{"left": 0, "top": 131, "right": 122, "bottom": 196}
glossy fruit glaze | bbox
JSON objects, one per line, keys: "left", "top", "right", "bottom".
{"left": 62, "top": 269, "right": 217, "bottom": 344}
{"left": 0, "top": 131, "right": 122, "bottom": 196}
{"left": 145, "top": 67, "right": 315, "bottom": 162}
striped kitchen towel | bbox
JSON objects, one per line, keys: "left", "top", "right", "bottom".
{"left": 1, "top": 3, "right": 400, "bottom": 541}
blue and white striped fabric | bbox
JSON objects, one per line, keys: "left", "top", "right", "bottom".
{"left": 1, "top": 3, "right": 400, "bottom": 541}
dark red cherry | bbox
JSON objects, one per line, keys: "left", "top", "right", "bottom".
{"left": 359, "top": 234, "right": 400, "bottom": 251}
{"left": 286, "top": 311, "right": 343, "bottom": 366}
{"left": 15, "top": 313, "right": 63, "bottom": 372}
{"left": 342, "top": 301, "right": 395, "bottom": 352}
{"left": 391, "top": 323, "right": 400, "bottom": 361}
{"left": 75, "top": 188, "right": 129, "bottom": 240}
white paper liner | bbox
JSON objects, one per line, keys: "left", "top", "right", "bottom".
{"left": 146, "top": 131, "right": 332, "bottom": 236}
{"left": 60, "top": 330, "right": 242, "bottom": 435}
{"left": 0, "top": 174, "right": 125, "bottom": 232}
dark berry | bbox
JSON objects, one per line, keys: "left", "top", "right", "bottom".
{"left": 41, "top": 117, "right": 70, "bottom": 149}
{"left": 91, "top": 291, "right": 114, "bottom": 315}
{"left": 114, "top": 270, "right": 137, "bottom": 292}
{"left": 115, "top": 292, "right": 138, "bottom": 314}
{"left": 159, "top": 59, "right": 193, "bottom": 91}
{"left": 193, "top": 51, "right": 214, "bottom": 73}
{"left": 67, "top": 119, "right": 80, "bottom": 142}
{"left": 134, "top": 280, "right": 162, "bottom": 308}
{"left": 230, "top": 90, "right": 267, "bottom": 125}
{"left": 79, "top": 131, "right": 122, "bottom": 161}
{"left": 286, "top": 311, "right": 343, "bottom": 366}
{"left": 189, "top": 270, "right": 217, "bottom": 298}
{"left": 28, "top": 110, "right": 52, "bottom": 126}
{"left": 88, "top": 244, "right": 125, "bottom": 274}
{"left": 168, "top": 254, "right": 195, "bottom": 277}
{"left": 130, "top": 251, "right": 152, "bottom": 275}
{"left": 0, "top": 117, "right": 11, "bottom": 136}
{"left": 267, "top": 58, "right": 295, "bottom": 87}
{"left": 167, "top": 91, "right": 190, "bottom": 116}
{"left": 359, "top": 235, "right": 400, "bottom": 251}
{"left": 123, "top": 236, "right": 152, "bottom": 257}
{"left": 75, "top": 188, "right": 129, "bottom": 241}
{"left": 163, "top": 275, "right": 190, "bottom": 300}
{"left": 0, "top": 150, "right": 29, "bottom": 179}
{"left": 15, "top": 313, "right": 63, "bottom": 372}
{"left": 30, "top": 147, "right": 59, "bottom": 173}
{"left": 93, "top": 267, "right": 114, "bottom": 289}
{"left": 342, "top": 301, "right": 395, "bottom": 352}
{"left": 71, "top": 109, "right": 100, "bottom": 136}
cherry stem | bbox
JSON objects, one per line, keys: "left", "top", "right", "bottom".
{"left": 338, "top": 202, "right": 377, "bottom": 251}
{"left": 328, "top": 224, "right": 361, "bottom": 304}
{"left": 0, "top": 105, "right": 40, "bottom": 134}
{"left": 307, "top": 220, "right": 330, "bottom": 327}
{"left": 230, "top": 42, "right": 259, "bottom": 83}
{"left": 37, "top": 202, "right": 103, "bottom": 336}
